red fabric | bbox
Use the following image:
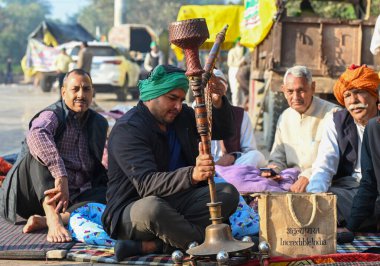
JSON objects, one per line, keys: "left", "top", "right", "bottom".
{"left": 240, "top": 253, "right": 380, "bottom": 265}
{"left": 0, "top": 157, "right": 12, "bottom": 188}
{"left": 0, "top": 157, "right": 12, "bottom": 175}
{"left": 349, "top": 64, "right": 361, "bottom": 70}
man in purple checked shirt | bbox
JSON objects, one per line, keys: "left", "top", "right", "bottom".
{"left": 0, "top": 69, "right": 108, "bottom": 243}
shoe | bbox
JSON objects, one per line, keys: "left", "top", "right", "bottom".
{"left": 337, "top": 232, "right": 354, "bottom": 244}
{"left": 114, "top": 239, "right": 163, "bottom": 261}
{"left": 114, "top": 240, "right": 142, "bottom": 261}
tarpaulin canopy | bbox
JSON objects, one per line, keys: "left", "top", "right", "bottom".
{"left": 28, "top": 20, "right": 94, "bottom": 47}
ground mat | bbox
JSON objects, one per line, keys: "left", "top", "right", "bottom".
{"left": 0, "top": 216, "right": 75, "bottom": 259}
{"left": 67, "top": 242, "right": 173, "bottom": 265}
{"left": 337, "top": 233, "right": 380, "bottom": 253}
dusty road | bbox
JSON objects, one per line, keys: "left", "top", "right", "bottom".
{"left": 0, "top": 83, "right": 137, "bottom": 155}
{"left": 0, "top": 83, "right": 269, "bottom": 156}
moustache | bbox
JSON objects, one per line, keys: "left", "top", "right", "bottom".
{"left": 74, "top": 99, "right": 86, "bottom": 103}
{"left": 348, "top": 103, "right": 368, "bottom": 111}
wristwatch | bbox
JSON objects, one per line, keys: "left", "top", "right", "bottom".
{"left": 231, "top": 152, "right": 241, "bottom": 160}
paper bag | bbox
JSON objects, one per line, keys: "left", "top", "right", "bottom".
{"left": 258, "top": 192, "right": 336, "bottom": 257}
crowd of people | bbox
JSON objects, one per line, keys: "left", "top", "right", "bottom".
{"left": 1, "top": 47, "right": 380, "bottom": 260}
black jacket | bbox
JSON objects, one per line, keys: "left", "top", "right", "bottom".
{"left": 102, "top": 97, "right": 234, "bottom": 238}
{"left": 347, "top": 117, "right": 380, "bottom": 231}
{"left": 0, "top": 100, "right": 108, "bottom": 223}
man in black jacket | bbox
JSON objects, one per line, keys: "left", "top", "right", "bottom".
{"left": 347, "top": 116, "right": 380, "bottom": 232}
{"left": 103, "top": 65, "right": 239, "bottom": 260}
{"left": 0, "top": 69, "right": 108, "bottom": 243}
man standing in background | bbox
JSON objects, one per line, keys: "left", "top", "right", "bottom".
{"left": 77, "top": 42, "right": 93, "bottom": 74}
{"left": 54, "top": 48, "right": 72, "bottom": 91}
{"left": 144, "top": 41, "right": 164, "bottom": 72}
{"left": 227, "top": 37, "right": 246, "bottom": 107}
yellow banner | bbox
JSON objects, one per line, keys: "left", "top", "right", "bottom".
{"left": 172, "top": 3, "right": 276, "bottom": 60}
{"left": 240, "top": 0, "right": 277, "bottom": 49}
{"left": 173, "top": 5, "right": 244, "bottom": 61}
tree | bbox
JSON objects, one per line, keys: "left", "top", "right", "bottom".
{"left": 76, "top": 0, "right": 113, "bottom": 39}
{"left": 286, "top": 0, "right": 357, "bottom": 19}
{"left": 0, "top": 0, "right": 50, "bottom": 73}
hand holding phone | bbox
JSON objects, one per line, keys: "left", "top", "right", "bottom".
{"left": 259, "top": 167, "right": 278, "bottom": 177}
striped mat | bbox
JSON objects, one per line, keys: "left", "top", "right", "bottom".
{"left": 67, "top": 243, "right": 173, "bottom": 265}
{"left": 0, "top": 216, "right": 75, "bottom": 259}
{"left": 338, "top": 233, "right": 380, "bottom": 253}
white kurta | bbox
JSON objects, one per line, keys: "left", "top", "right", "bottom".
{"left": 269, "top": 96, "right": 339, "bottom": 178}
{"left": 227, "top": 45, "right": 245, "bottom": 106}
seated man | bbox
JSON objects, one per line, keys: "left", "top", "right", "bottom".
{"left": 102, "top": 65, "right": 240, "bottom": 260}
{"left": 347, "top": 116, "right": 380, "bottom": 232}
{"left": 210, "top": 69, "right": 266, "bottom": 168}
{"left": 265, "top": 65, "right": 338, "bottom": 192}
{"left": 0, "top": 69, "right": 108, "bottom": 242}
{"left": 307, "top": 65, "right": 380, "bottom": 226}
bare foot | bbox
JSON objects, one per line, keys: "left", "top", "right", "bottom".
{"left": 23, "top": 215, "right": 47, "bottom": 233}
{"left": 46, "top": 217, "right": 72, "bottom": 243}
{"left": 42, "top": 195, "right": 72, "bottom": 242}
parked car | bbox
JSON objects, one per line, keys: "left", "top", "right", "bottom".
{"left": 62, "top": 41, "right": 140, "bottom": 101}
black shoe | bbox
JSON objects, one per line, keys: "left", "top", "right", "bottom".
{"left": 114, "top": 239, "right": 164, "bottom": 261}
{"left": 337, "top": 232, "right": 355, "bottom": 244}
{"left": 114, "top": 240, "right": 143, "bottom": 261}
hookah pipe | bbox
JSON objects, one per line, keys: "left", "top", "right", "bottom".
{"left": 169, "top": 18, "right": 224, "bottom": 218}
{"left": 170, "top": 19, "right": 254, "bottom": 257}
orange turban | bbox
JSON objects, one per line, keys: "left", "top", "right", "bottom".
{"left": 333, "top": 64, "right": 380, "bottom": 106}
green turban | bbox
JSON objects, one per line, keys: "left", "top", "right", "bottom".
{"left": 138, "top": 65, "right": 189, "bottom": 101}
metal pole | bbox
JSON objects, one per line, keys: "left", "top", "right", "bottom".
{"left": 114, "top": 0, "right": 126, "bottom": 26}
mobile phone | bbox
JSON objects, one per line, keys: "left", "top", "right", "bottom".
{"left": 259, "top": 168, "right": 278, "bottom": 176}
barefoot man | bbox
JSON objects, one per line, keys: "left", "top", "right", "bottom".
{"left": 0, "top": 69, "right": 108, "bottom": 242}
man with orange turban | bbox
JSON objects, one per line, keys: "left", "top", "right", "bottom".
{"left": 307, "top": 65, "right": 380, "bottom": 231}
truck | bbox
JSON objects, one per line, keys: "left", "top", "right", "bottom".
{"left": 24, "top": 20, "right": 94, "bottom": 92}
{"left": 249, "top": 3, "right": 379, "bottom": 150}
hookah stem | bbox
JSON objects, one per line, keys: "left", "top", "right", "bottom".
{"left": 202, "top": 25, "right": 229, "bottom": 87}
{"left": 191, "top": 74, "right": 216, "bottom": 203}
{"left": 200, "top": 25, "right": 228, "bottom": 204}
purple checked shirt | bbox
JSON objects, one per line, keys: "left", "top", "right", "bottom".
{"left": 27, "top": 110, "right": 94, "bottom": 201}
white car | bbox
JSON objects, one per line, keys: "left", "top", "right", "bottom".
{"left": 62, "top": 41, "right": 140, "bottom": 101}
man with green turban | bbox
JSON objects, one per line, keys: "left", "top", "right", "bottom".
{"left": 102, "top": 65, "right": 239, "bottom": 260}
{"left": 144, "top": 41, "right": 164, "bottom": 72}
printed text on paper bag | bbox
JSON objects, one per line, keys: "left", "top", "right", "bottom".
{"left": 280, "top": 227, "right": 327, "bottom": 246}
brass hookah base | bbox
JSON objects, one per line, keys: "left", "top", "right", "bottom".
{"left": 170, "top": 202, "right": 272, "bottom": 265}
{"left": 187, "top": 202, "right": 253, "bottom": 256}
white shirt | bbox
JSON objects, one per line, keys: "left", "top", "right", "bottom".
{"left": 370, "top": 15, "right": 380, "bottom": 55}
{"left": 227, "top": 45, "right": 245, "bottom": 68}
{"left": 269, "top": 97, "right": 339, "bottom": 178}
{"left": 307, "top": 113, "right": 364, "bottom": 193}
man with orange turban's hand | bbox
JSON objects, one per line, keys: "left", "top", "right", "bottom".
{"left": 307, "top": 65, "right": 380, "bottom": 231}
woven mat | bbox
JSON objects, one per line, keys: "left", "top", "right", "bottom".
{"left": 337, "top": 233, "right": 380, "bottom": 253}
{"left": 0, "top": 216, "right": 75, "bottom": 259}
{"left": 67, "top": 243, "right": 173, "bottom": 265}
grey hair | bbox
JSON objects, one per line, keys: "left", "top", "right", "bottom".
{"left": 283, "top": 65, "right": 312, "bottom": 85}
